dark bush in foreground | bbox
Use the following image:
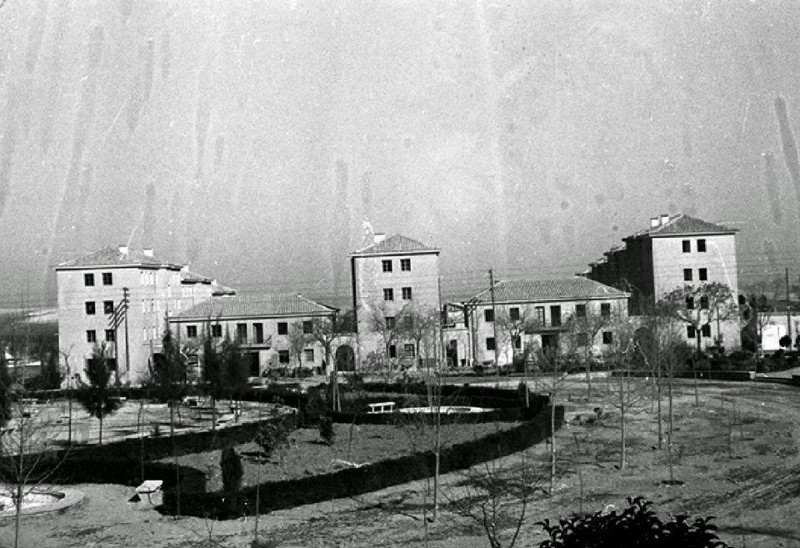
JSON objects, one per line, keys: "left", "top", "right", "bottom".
{"left": 538, "top": 497, "right": 732, "bottom": 548}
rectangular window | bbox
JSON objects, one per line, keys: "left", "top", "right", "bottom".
{"left": 278, "top": 350, "right": 290, "bottom": 364}
{"left": 383, "top": 288, "right": 394, "bottom": 301}
{"left": 683, "top": 268, "right": 693, "bottom": 282}
{"left": 697, "top": 239, "right": 707, "bottom": 252}
{"left": 84, "top": 273, "right": 95, "bottom": 286}
{"left": 687, "top": 325, "right": 696, "bottom": 339}
{"left": 404, "top": 343, "right": 416, "bottom": 358}
{"left": 686, "top": 296, "right": 695, "bottom": 310}
{"left": 575, "top": 304, "right": 586, "bottom": 319}
{"left": 303, "top": 320, "right": 313, "bottom": 334}
{"left": 510, "top": 307, "right": 520, "bottom": 321}
{"left": 699, "top": 268, "right": 708, "bottom": 281}
{"left": 187, "top": 325, "right": 198, "bottom": 338}
{"left": 105, "top": 329, "right": 116, "bottom": 342}
{"left": 86, "top": 330, "right": 97, "bottom": 343}
{"left": 484, "top": 309, "right": 494, "bottom": 322}
{"left": 102, "top": 272, "right": 113, "bottom": 286}
{"left": 385, "top": 316, "right": 396, "bottom": 329}
{"left": 602, "top": 331, "right": 613, "bottom": 344}
{"left": 211, "top": 324, "right": 222, "bottom": 338}
{"left": 304, "top": 349, "right": 315, "bottom": 362}
{"left": 402, "top": 287, "right": 413, "bottom": 300}
{"left": 404, "top": 316, "right": 414, "bottom": 329}
{"left": 535, "top": 306, "right": 545, "bottom": 325}
{"left": 103, "top": 300, "right": 114, "bottom": 314}
{"left": 254, "top": 323, "right": 264, "bottom": 344}
{"left": 576, "top": 332, "right": 589, "bottom": 346}
{"left": 486, "top": 337, "right": 496, "bottom": 351}
{"left": 401, "top": 258, "right": 411, "bottom": 271}
{"left": 389, "top": 345, "right": 397, "bottom": 358}
{"left": 700, "top": 296, "right": 709, "bottom": 310}
{"left": 682, "top": 240, "right": 691, "bottom": 253}
{"left": 513, "top": 335, "right": 521, "bottom": 349}
{"left": 105, "top": 358, "right": 117, "bottom": 371}
{"left": 701, "top": 324, "right": 712, "bottom": 338}
{"left": 236, "top": 323, "right": 247, "bottom": 342}
{"left": 550, "top": 305, "right": 562, "bottom": 327}
{"left": 600, "top": 303, "right": 611, "bottom": 318}
{"left": 85, "top": 301, "right": 96, "bottom": 315}
{"left": 277, "top": 322, "right": 288, "bottom": 335}
{"left": 382, "top": 260, "right": 392, "bottom": 272}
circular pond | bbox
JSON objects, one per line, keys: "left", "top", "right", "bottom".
{"left": 0, "top": 488, "right": 84, "bottom": 517}
{"left": 398, "top": 405, "right": 491, "bottom": 414}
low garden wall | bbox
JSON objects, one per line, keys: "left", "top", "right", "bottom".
{"left": 161, "top": 404, "right": 564, "bottom": 519}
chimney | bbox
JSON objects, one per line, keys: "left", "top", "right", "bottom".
{"left": 650, "top": 217, "right": 659, "bottom": 228}
{"left": 143, "top": 248, "right": 154, "bottom": 257}
{"left": 373, "top": 233, "right": 386, "bottom": 244}
{"left": 660, "top": 213, "right": 670, "bottom": 225}
{"left": 118, "top": 244, "right": 129, "bottom": 255}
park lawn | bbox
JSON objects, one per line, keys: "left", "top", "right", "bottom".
{"left": 162, "top": 420, "right": 525, "bottom": 492}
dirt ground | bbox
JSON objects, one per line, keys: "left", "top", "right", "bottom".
{"left": 3, "top": 378, "right": 800, "bottom": 548}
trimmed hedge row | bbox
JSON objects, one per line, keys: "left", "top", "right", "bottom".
{"left": 330, "top": 404, "right": 543, "bottom": 425}
{"left": 62, "top": 412, "right": 296, "bottom": 462}
{"left": 161, "top": 404, "right": 565, "bottom": 519}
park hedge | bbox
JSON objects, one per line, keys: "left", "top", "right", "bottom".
{"left": 161, "top": 404, "right": 564, "bottom": 518}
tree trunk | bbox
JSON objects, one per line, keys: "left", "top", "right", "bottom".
{"left": 99, "top": 415, "right": 103, "bottom": 445}
{"left": 693, "top": 336, "right": 701, "bottom": 407}
{"left": 549, "top": 393, "right": 556, "bottom": 495}
{"left": 432, "top": 375, "right": 441, "bottom": 522}
{"left": 585, "top": 350, "right": 592, "bottom": 400}
{"left": 211, "top": 396, "right": 216, "bottom": 431}
{"left": 14, "top": 408, "right": 24, "bottom": 548}
{"left": 656, "top": 378, "right": 663, "bottom": 450}
{"left": 667, "top": 377, "right": 674, "bottom": 483}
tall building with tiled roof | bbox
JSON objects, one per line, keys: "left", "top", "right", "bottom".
{"left": 584, "top": 213, "right": 740, "bottom": 349}
{"left": 442, "top": 278, "right": 630, "bottom": 368}
{"left": 350, "top": 233, "right": 441, "bottom": 366}
{"left": 55, "top": 245, "right": 233, "bottom": 385}
{"left": 169, "top": 294, "right": 339, "bottom": 376}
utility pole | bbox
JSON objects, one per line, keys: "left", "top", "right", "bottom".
{"left": 489, "top": 269, "right": 500, "bottom": 380}
{"left": 787, "top": 268, "right": 793, "bottom": 348}
{"left": 123, "top": 287, "right": 131, "bottom": 379}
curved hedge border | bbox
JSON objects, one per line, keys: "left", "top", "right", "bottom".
{"left": 161, "top": 404, "right": 564, "bottom": 519}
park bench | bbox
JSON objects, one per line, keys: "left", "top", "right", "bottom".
{"left": 129, "top": 479, "right": 163, "bottom": 504}
{"left": 367, "top": 401, "right": 396, "bottom": 414}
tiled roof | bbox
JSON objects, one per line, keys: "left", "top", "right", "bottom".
{"left": 175, "top": 294, "right": 337, "bottom": 319}
{"left": 352, "top": 234, "right": 438, "bottom": 256}
{"left": 56, "top": 246, "right": 182, "bottom": 269}
{"left": 461, "top": 277, "right": 629, "bottom": 304}
{"left": 180, "top": 270, "right": 213, "bottom": 284}
{"left": 629, "top": 214, "right": 737, "bottom": 238}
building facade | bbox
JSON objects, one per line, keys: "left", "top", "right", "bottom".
{"left": 585, "top": 213, "right": 740, "bottom": 350}
{"left": 169, "top": 294, "right": 341, "bottom": 378}
{"left": 444, "top": 277, "right": 630, "bottom": 368}
{"left": 55, "top": 245, "right": 229, "bottom": 384}
{"left": 350, "top": 233, "right": 441, "bottom": 367}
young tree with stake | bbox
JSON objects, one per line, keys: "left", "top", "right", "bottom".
{"left": 76, "top": 343, "right": 122, "bottom": 445}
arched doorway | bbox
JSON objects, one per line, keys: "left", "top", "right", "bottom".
{"left": 335, "top": 345, "right": 355, "bottom": 372}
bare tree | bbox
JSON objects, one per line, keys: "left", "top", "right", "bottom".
{"left": 367, "top": 303, "right": 410, "bottom": 373}
{"left": 311, "top": 314, "right": 349, "bottom": 411}
{"left": 400, "top": 306, "right": 441, "bottom": 373}
{"left": 567, "top": 303, "right": 614, "bottom": 399}
{"left": 495, "top": 307, "right": 540, "bottom": 401}
{"left": 287, "top": 322, "right": 312, "bottom": 375}
{"left": 663, "top": 282, "right": 736, "bottom": 406}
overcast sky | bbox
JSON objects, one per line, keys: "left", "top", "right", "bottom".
{"left": 1, "top": 0, "right": 799, "bottom": 309}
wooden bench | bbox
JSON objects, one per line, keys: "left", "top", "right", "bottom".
{"left": 132, "top": 479, "right": 163, "bottom": 504}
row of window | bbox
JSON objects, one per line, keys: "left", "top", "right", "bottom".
{"left": 687, "top": 324, "right": 713, "bottom": 338}
{"left": 276, "top": 349, "right": 316, "bottom": 363}
{"left": 86, "top": 329, "right": 116, "bottom": 343}
{"left": 383, "top": 287, "right": 413, "bottom": 301}
{"left": 484, "top": 331, "right": 614, "bottom": 351}
{"left": 682, "top": 239, "right": 707, "bottom": 253}
{"left": 184, "top": 320, "right": 314, "bottom": 342}
{"left": 381, "top": 258, "right": 412, "bottom": 273}
{"left": 85, "top": 300, "right": 115, "bottom": 315}
{"left": 384, "top": 316, "right": 417, "bottom": 330}
{"left": 481, "top": 303, "right": 613, "bottom": 326}
{"left": 683, "top": 268, "right": 708, "bottom": 282}
{"left": 385, "top": 343, "right": 416, "bottom": 359}
{"left": 84, "top": 272, "right": 114, "bottom": 286}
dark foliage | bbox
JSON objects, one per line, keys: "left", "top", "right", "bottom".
{"left": 318, "top": 416, "right": 334, "bottom": 445}
{"left": 220, "top": 446, "right": 243, "bottom": 492}
{"left": 537, "top": 497, "right": 733, "bottom": 548}
{"left": 151, "top": 327, "right": 188, "bottom": 404}
{"left": 201, "top": 323, "right": 226, "bottom": 403}
{"left": 76, "top": 344, "right": 122, "bottom": 442}
{"left": 0, "top": 351, "right": 12, "bottom": 426}
{"left": 254, "top": 416, "right": 295, "bottom": 459}
{"left": 221, "top": 333, "right": 248, "bottom": 402}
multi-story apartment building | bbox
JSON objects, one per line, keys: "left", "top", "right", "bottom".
{"left": 350, "top": 233, "right": 441, "bottom": 366}
{"left": 56, "top": 245, "right": 231, "bottom": 384}
{"left": 444, "top": 277, "right": 630, "bottom": 368}
{"left": 169, "top": 294, "right": 339, "bottom": 377}
{"left": 585, "top": 213, "right": 740, "bottom": 350}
